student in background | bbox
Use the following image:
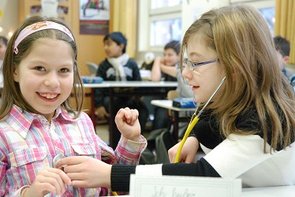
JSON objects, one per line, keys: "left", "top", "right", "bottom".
{"left": 0, "top": 36, "right": 8, "bottom": 88}
{"left": 151, "top": 40, "right": 179, "bottom": 82}
{"left": 0, "top": 16, "right": 147, "bottom": 196}
{"left": 152, "top": 40, "right": 193, "bottom": 98}
{"left": 94, "top": 31, "right": 148, "bottom": 148}
{"left": 57, "top": 5, "right": 295, "bottom": 192}
{"left": 273, "top": 36, "right": 295, "bottom": 91}
{"left": 151, "top": 40, "right": 194, "bottom": 138}
{"left": 273, "top": 35, "right": 292, "bottom": 79}
{"left": 150, "top": 40, "right": 179, "bottom": 130}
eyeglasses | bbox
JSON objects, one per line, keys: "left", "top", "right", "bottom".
{"left": 182, "top": 58, "right": 218, "bottom": 71}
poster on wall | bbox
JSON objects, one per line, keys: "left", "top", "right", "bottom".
{"left": 41, "top": 0, "right": 58, "bottom": 17}
{"left": 0, "top": 0, "right": 6, "bottom": 23}
{"left": 79, "top": 0, "right": 110, "bottom": 35}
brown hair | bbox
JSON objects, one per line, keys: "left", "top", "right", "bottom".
{"left": 0, "top": 16, "right": 84, "bottom": 119}
{"left": 181, "top": 5, "right": 295, "bottom": 152}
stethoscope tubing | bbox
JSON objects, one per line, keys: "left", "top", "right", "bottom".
{"left": 174, "top": 76, "right": 226, "bottom": 163}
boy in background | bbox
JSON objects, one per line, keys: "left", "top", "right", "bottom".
{"left": 273, "top": 36, "right": 292, "bottom": 79}
{"left": 150, "top": 40, "right": 180, "bottom": 130}
{"left": 274, "top": 36, "right": 295, "bottom": 90}
{"left": 94, "top": 32, "right": 148, "bottom": 148}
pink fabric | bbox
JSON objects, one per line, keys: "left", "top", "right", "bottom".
{"left": 0, "top": 105, "right": 147, "bottom": 196}
{"left": 14, "top": 21, "right": 74, "bottom": 54}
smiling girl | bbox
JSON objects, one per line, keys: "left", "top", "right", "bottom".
{"left": 57, "top": 5, "right": 295, "bottom": 192}
{"left": 0, "top": 16, "right": 146, "bottom": 196}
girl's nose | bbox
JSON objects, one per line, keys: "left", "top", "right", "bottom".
{"left": 182, "top": 67, "right": 191, "bottom": 81}
{"left": 44, "top": 72, "right": 60, "bottom": 88}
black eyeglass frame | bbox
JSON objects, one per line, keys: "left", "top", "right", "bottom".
{"left": 182, "top": 58, "right": 218, "bottom": 71}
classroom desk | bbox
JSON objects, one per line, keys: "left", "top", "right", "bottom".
{"left": 83, "top": 81, "right": 177, "bottom": 148}
{"left": 82, "top": 81, "right": 177, "bottom": 88}
{"left": 151, "top": 100, "right": 196, "bottom": 140}
{"left": 242, "top": 185, "right": 295, "bottom": 196}
{"left": 109, "top": 186, "right": 295, "bottom": 197}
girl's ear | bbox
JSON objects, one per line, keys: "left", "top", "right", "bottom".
{"left": 13, "top": 66, "right": 20, "bottom": 82}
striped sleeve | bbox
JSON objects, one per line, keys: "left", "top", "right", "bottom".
{"left": 115, "top": 135, "right": 147, "bottom": 164}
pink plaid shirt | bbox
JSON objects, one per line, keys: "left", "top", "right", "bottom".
{"left": 0, "top": 105, "right": 147, "bottom": 196}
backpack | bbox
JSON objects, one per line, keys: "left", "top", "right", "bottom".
{"left": 140, "top": 128, "right": 177, "bottom": 164}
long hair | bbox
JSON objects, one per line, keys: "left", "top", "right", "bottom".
{"left": 181, "top": 5, "right": 295, "bottom": 151}
{"left": 0, "top": 16, "right": 84, "bottom": 119}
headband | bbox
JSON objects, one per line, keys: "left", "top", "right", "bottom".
{"left": 14, "top": 21, "right": 75, "bottom": 54}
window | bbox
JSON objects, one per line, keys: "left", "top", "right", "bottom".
{"left": 150, "top": 17, "right": 182, "bottom": 47}
{"left": 258, "top": 7, "right": 275, "bottom": 35}
{"left": 138, "top": 0, "right": 182, "bottom": 51}
{"left": 230, "top": 0, "right": 275, "bottom": 35}
{"left": 151, "top": 0, "right": 182, "bottom": 9}
{"left": 138, "top": 0, "right": 275, "bottom": 53}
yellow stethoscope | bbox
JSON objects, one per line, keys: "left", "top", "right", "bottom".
{"left": 174, "top": 76, "right": 226, "bottom": 163}
{"left": 112, "top": 77, "right": 226, "bottom": 195}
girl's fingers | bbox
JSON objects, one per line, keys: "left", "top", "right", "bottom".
{"left": 56, "top": 156, "right": 86, "bottom": 168}
{"left": 36, "top": 168, "right": 70, "bottom": 194}
{"left": 46, "top": 169, "right": 67, "bottom": 193}
{"left": 71, "top": 180, "right": 90, "bottom": 188}
{"left": 65, "top": 172, "right": 85, "bottom": 180}
{"left": 36, "top": 174, "right": 62, "bottom": 194}
{"left": 130, "top": 109, "right": 139, "bottom": 123}
{"left": 122, "top": 108, "right": 138, "bottom": 124}
{"left": 62, "top": 163, "right": 83, "bottom": 174}
{"left": 57, "top": 169, "right": 72, "bottom": 185}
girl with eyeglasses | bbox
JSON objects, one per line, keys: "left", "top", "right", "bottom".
{"left": 57, "top": 5, "right": 295, "bottom": 192}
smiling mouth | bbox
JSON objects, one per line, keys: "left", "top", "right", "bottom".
{"left": 38, "top": 92, "right": 59, "bottom": 100}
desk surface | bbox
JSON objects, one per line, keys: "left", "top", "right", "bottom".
{"left": 151, "top": 99, "right": 196, "bottom": 112}
{"left": 242, "top": 185, "right": 295, "bottom": 196}
{"left": 109, "top": 186, "right": 295, "bottom": 197}
{"left": 82, "top": 81, "right": 178, "bottom": 88}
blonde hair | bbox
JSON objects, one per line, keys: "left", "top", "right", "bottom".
{"left": 0, "top": 16, "right": 84, "bottom": 119}
{"left": 181, "top": 5, "right": 295, "bottom": 151}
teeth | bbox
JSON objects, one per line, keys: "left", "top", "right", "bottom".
{"left": 39, "top": 93, "right": 58, "bottom": 99}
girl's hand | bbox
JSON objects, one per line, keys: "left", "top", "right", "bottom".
{"left": 115, "top": 107, "right": 141, "bottom": 141}
{"left": 168, "top": 136, "right": 199, "bottom": 163}
{"left": 56, "top": 156, "right": 111, "bottom": 188}
{"left": 22, "top": 168, "right": 71, "bottom": 197}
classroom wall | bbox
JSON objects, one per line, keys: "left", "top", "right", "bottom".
{"left": 0, "top": 0, "right": 19, "bottom": 38}
{"left": 70, "top": 0, "right": 114, "bottom": 111}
